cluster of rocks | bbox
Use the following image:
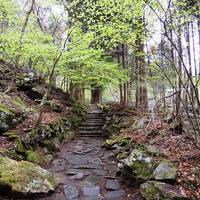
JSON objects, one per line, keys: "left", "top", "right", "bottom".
{"left": 103, "top": 109, "right": 136, "bottom": 137}
{"left": 0, "top": 93, "right": 25, "bottom": 133}
{"left": 0, "top": 111, "right": 77, "bottom": 164}
{"left": 28, "top": 118, "right": 72, "bottom": 145}
{"left": 104, "top": 139, "right": 188, "bottom": 200}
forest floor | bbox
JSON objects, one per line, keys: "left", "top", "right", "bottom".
{"left": 106, "top": 104, "right": 200, "bottom": 199}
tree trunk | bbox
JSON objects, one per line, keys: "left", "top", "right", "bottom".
{"left": 122, "top": 44, "right": 127, "bottom": 106}
{"left": 70, "top": 83, "right": 85, "bottom": 102}
{"left": 135, "top": 18, "right": 148, "bottom": 112}
{"left": 91, "top": 85, "right": 102, "bottom": 104}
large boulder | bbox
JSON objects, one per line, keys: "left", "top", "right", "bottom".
{"left": 0, "top": 156, "right": 56, "bottom": 195}
{"left": 120, "top": 149, "right": 177, "bottom": 187}
{"left": 140, "top": 181, "right": 188, "bottom": 200}
{"left": 120, "top": 149, "right": 158, "bottom": 186}
{"left": 153, "top": 160, "right": 177, "bottom": 181}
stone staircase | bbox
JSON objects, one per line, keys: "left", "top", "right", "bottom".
{"left": 78, "top": 105, "right": 104, "bottom": 137}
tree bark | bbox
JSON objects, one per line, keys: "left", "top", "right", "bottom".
{"left": 135, "top": 18, "right": 148, "bottom": 112}
{"left": 91, "top": 84, "right": 102, "bottom": 104}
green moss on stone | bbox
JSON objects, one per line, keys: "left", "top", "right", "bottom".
{"left": 3, "top": 131, "right": 20, "bottom": 141}
{"left": 13, "top": 97, "right": 26, "bottom": 109}
{"left": 140, "top": 181, "right": 160, "bottom": 200}
{"left": 65, "top": 130, "right": 75, "bottom": 140}
{"left": 40, "top": 140, "right": 57, "bottom": 152}
{"left": 131, "top": 160, "right": 153, "bottom": 180}
{"left": 5, "top": 149, "right": 25, "bottom": 160}
{"left": 0, "top": 156, "right": 56, "bottom": 194}
{"left": 26, "top": 150, "right": 44, "bottom": 165}
{"left": 120, "top": 137, "right": 131, "bottom": 147}
{"left": 104, "top": 138, "right": 118, "bottom": 149}
{"left": 16, "top": 141, "right": 26, "bottom": 154}
{"left": 0, "top": 103, "right": 15, "bottom": 115}
{"left": 117, "top": 152, "right": 128, "bottom": 160}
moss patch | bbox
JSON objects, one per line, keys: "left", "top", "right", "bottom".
{"left": 0, "top": 103, "right": 15, "bottom": 115}
{"left": 0, "top": 157, "right": 56, "bottom": 194}
{"left": 13, "top": 96, "right": 27, "bottom": 109}
{"left": 16, "top": 141, "right": 26, "bottom": 154}
{"left": 104, "top": 138, "right": 118, "bottom": 149}
{"left": 40, "top": 140, "right": 57, "bottom": 152}
{"left": 26, "top": 150, "right": 44, "bottom": 165}
{"left": 140, "top": 181, "right": 160, "bottom": 200}
{"left": 3, "top": 131, "right": 20, "bottom": 141}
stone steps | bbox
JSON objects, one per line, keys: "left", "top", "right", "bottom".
{"left": 79, "top": 126, "right": 102, "bottom": 130}
{"left": 78, "top": 105, "right": 105, "bottom": 137}
{"left": 81, "top": 122, "right": 104, "bottom": 126}
{"left": 85, "top": 119, "right": 104, "bottom": 123}
{"left": 78, "top": 130, "right": 103, "bottom": 135}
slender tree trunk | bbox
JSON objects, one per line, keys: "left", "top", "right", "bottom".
{"left": 117, "top": 45, "right": 124, "bottom": 104}
{"left": 91, "top": 84, "right": 102, "bottom": 104}
{"left": 135, "top": 18, "right": 148, "bottom": 112}
{"left": 122, "top": 44, "right": 127, "bottom": 106}
{"left": 15, "top": 0, "right": 35, "bottom": 70}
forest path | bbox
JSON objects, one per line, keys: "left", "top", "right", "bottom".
{"left": 40, "top": 105, "right": 138, "bottom": 200}
{"left": 41, "top": 137, "right": 129, "bottom": 200}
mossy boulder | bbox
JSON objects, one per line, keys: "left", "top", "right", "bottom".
{"left": 4, "top": 149, "right": 25, "bottom": 161}
{"left": 104, "top": 138, "right": 118, "bottom": 149}
{"left": 40, "top": 140, "right": 58, "bottom": 152}
{"left": 0, "top": 156, "right": 56, "bottom": 195}
{"left": 26, "top": 150, "right": 44, "bottom": 165}
{"left": 153, "top": 160, "right": 177, "bottom": 181}
{"left": 119, "top": 137, "right": 132, "bottom": 147}
{"left": 120, "top": 149, "right": 158, "bottom": 186}
{"left": 16, "top": 141, "right": 26, "bottom": 155}
{"left": 0, "top": 93, "right": 24, "bottom": 133}
{"left": 140, "top": 181, "right": 188, "bottom": 200}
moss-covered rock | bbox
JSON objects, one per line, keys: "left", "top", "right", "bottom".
{"left": 3, "top": 131, "right": 20, "bottom": 141}
{"left": 120, "top": 149, "right": 158, "bottom": 186}
{"left": 65, "top": 130, "right": 75, "bottom": 140}
{"left": 40, "top": 140, "right": 58, "bottom": 152}
{"left": 116, "top": 152, "right": 128, "bottom": 160}
{"left": 4, "top": 149, "right": 25, "bottom": 161}
{"left": 140, "top": 181, "right": 188, "bottom": 200}
{"left": 104, "top": 138, "right": 118, "bottom": 149}
{"left": 119, "top": 137, "right": 132, "bottom": 147}
{"left": 132, "top": 118, "right": 148, "bottom": 131}
{"left": 0, "top": 93, "right": 24, "bottom": 133}
{"left": 153, "top": 160, "right": 177, "bottom": 181}
{"left": 0, "top": 156, "right": 56, "bottom": 195}
{"left": 26, "top": 150, "right": 44, "bottom": 165}
{"left": 16, "top": 141, "right": 26, "bottom": 155}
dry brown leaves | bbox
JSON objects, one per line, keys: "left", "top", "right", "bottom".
{"left": 122, "top": 119, "right": 200, "bottom": 200}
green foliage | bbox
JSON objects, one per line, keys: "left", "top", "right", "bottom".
{"left": 0, "top": 0, "right": 145, "bottom": 89}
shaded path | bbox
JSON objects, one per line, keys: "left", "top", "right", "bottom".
{"left": 41, "top": 137, "right": 133, "bottom": 200}
{"left": 41, "top": 105, "right": 139, "bottom": 200}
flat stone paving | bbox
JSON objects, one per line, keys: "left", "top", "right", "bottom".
{"left": 40, "top": 137, "right": 139, "bottom": 200}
